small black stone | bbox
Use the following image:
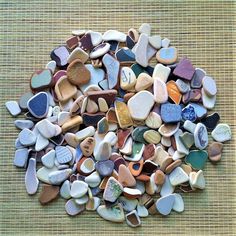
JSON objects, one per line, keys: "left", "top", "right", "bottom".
{"left": 201, "top": 112, "right": 220, "bottom": 131}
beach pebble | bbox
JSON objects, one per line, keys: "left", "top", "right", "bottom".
{"left": 70, "top": 180, "right": 88, "bottom": 198}
{"left": 155, "top": 194, "right": 175, "bottom": 216}
{"left": 169, "top": 167, "right": 189, "bottom": 186}
{"left": 97, "top": 204, "right": 125, "bottom": 222}
{"left": 5, "top": 101, "right": 21, "bottom": 116}
{"left": 55, "top": 146, "right": 72, "bottom": 164}
{"left": 118, "top": 164, "right": 136, "bottom": 187}
{"left": 103, "top": 177, "right": 123, "bottom": 202}
{"left": 208, "top": 142, "right": 223, "bottom": 162}
{"left": 211, "top": 123, "right": 231, "bottom": 142}
{"left": 14, "top": 120, "right": 34, "bottom": 130}
{"left": 60, "top": 180, "right": 71, "bottom": 199}
{"left": 139, "top": 23, "right": 151, "bottom": 35}
{"left": 25, "top": 158, "right": 39, "bottom": 195}
{"left": 14, "top": 148, "right": 29, "bottom": 168}
{"left": 201, "top": 87, "right": 216, "bottom": 109}
{"left": 103, "top": 30, "right": 126, "bottom": 42}
{"left": 42, "top": 150, "right": 55, "bottom": 168}
{"left": 51, "top": 45, "right": 69, "bottom": 67}
{"left": 145, "top": 112, "right": 162, "bottom": 129}
{"left": 128, "top": 91, "right": 154, "bottom": 120}
{"left": 90, "top": 43, "right": 110, "bottom": 59}
{"left": 152, "top": 63, "right": 171, "bottom": 83}
{"left": 48, "top": 169, "right": 72, "bottom": 185}
{"left": 134, "top": 33, "right": 149, "bottom": 67}
{"left": 39, "top": 184, "right": 59, "bottom": 205}
{"left": 173, "top": 58, "right": 195, "bottom": 80}
{"left": 19, "top": 128, "right": 36, "bottom": 146}
{"left": 95, "top": 160, "right": 114, "bottom": 177}
{"left": 135, "top": 73, "right": 153, "bottom": 92}
{"left": 156, "top": 47, "right": 177, "bottom": 65}
{"left": 161, "top": 103, "right": 182, "bottom": 123}
{"left": 191, "top": 68, "right": 206, "bottom": 88}
{"left": 65, "top": 199, "right": 85, "bottom": 216}
{"left": 202, "top": 76, "right": 217, "bottom": 96}
{"left": 185, "top": 150, "right": 208, "bottom": 170}
{"left": 189, "top": 170, "right": 205, "bottom": 189}
{"left": 172, "top": 193, "right": 184, "bottom": 212}
{"left": 30, "top": 69, "right": 52, "bottom": 91}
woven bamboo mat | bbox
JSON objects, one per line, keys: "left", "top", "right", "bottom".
{"left": 0, "top": 0, "right": 235, "bottom": 235}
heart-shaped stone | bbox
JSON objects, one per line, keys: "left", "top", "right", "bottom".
{"left": 30, "top": 69, "right": 53, "bottom": 91}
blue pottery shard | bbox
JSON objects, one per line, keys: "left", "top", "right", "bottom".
{"left": 182, "top": 104, "right": 197, "bottom": 122}
{"left": 131, "top": 63, "right": 153, "bottom": 77}
{"left": 115, "top": 48, "right": 135, "bottom": 63}
{"left": 201, "top": 112, "right": 220, "bottom": 131}
{"left": 107, "top": 40, "right": 119, "bottom": 52}
{"left": 160, "top": 103, "right": 182, "bottom": 123}
{"left": 27, "top": 92, "right": 49, "bottom": 118}
{"left": 102, "top": 54, "right": 120, "bottom": 89}
{"left": 126, "top": 36, "right": 135, "bottom": 49}
{"left": 189, "top": 103, "right": 207, "bottom": 119}
{"left": 155, "top": 194, "right": 175, "bottom": 216}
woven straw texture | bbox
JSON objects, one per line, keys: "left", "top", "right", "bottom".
{"left": 0, "top": 0, "right": 235, "bottom": 235}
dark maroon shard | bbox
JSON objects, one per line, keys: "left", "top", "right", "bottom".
{"left": 173, "top": 58, "right": 195, "bottom": 81}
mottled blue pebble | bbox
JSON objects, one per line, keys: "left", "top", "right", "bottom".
{"left": 161, "top": 103, "right": 182, "bottom": 123}
{"left": 182, "top": 104, "right": 197, "bottom": 122}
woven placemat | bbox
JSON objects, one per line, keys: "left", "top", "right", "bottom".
{"left": 0, "top": 0, "right": 235, "bottom": 235}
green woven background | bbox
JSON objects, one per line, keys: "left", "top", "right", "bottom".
{"left": 0, "top": 0, "right": 235, "bottom": 235}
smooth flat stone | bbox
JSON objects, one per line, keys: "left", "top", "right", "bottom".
{"left": 166, "top": 80, "right": 182, "bottom": 104}
{"left": 202, "top": 112, "right": 220, "bottom": 131}
{"left": 97, "top": 204, "right": 125, "bottom": 222}
{"left": 162, "top": 38, "right": 170, "bottom": 48}
{"left": 156, "top": 47, "right": 178, "bottom": 65}
{"left": 103, "top": 30, "right": 126, "bottom": 42}
{"left": 86, "top": 98, "right": 99, "bottom": 113}
{"left": 189, "top": 170, "right": 205, "bottom": 189}
{"left": 90, "top": 43, "right": 110, "bottom": 59}
{"left": 173, "top": 58, "right": 195, "bottom": 80}
{"left": 179, "top": 132, "right": 194, "bottom": 149}
{"left": 39, "top": 184, "right": 59, "bottom": 205}
{"left": 19, "top": 91, "right": 34, "bottom": 110}
{"left": 55, "top": 146, "right": 72, "bottom": 164}
{"left": 123, "top": 187, "right": 142, "bottom": 199}
{"left": 172, "top": 193, "right": 184, "bottom": 212}
{"left": 98, "top": 97, "right": 109, "bottom": 112}
{"left": 76, "top": 126, "right": 96, "bottom": 141}
{"left": 118, "top": 164, "right": 136, "bottom": 187}
{"left": 201, "top": 88, "right": 216, "bottom": 109}
{"left": 103, "top": 177, "right": 123, "bottom": 202}
{"left": 67, "top": 47, "right": 89, "bottom": 64}
{"left": 30, "top": 69, "right": 52, "bottom": 91}
{"left": 95, "top": 160, "right": 114, "bottom": 177}
{"left": 118, "top": 196, "right": 138, "bottom": 212}
{"left": 48, "top": 169, "right": 72, "bottom": 185}
{"left": 70, "top": 180, "right": 88, "bottom": 198}
{"left": 202, "top": 75, "right": 217, "bottom": 96}
{"left": 120, "top": 67, "right": 136, "bottom": 90}
{"left": 143, "top": 130, "right": 161, "bottom": 144}
{"left": 61, "top": 115, "right": 83, "bottom": 132}
{"left": 128, "top": 91, "right": 154, "bottom": 120}
{"left": 145, "top": 112, "right": 162, "bottom": 129}
{"left": 176, "top": 79, "right": 190, "bottom": 94}
{"left": 158, "top": 122, "right": 180, "bottom": 137}
{"left": 161, "top": 103, "right": 182, "bottom": 123}
{"left": 137, "top": 204, "right": 149, "bottom": 217}
{"left": 76, "top": 195, "right": 89, "bottom": 205}
{"left": 25, "top": 158, "right": 39, "bottom": 195}
{"left": 126, "top": 210, "right": 141, "bottom": 227}
{"left": 50, "top": 45, "right": 69, "bottom": 67}
{"left": 89, "top": 31, "right": 103, "bottom": 46}
{"left": 54, "top": 76, "right": 77, "bottom": 102}
{"left": 189, "top": 103, "right": 207, "bottom": 119}
{"left": 19, "top": 128, "right": 36, "bottom": 146}
{"left": 116, "top": 48, "right": 136, "bottom": 63}
{"left": 183, "top": 120, "right": 197, "bottom": 133}
{"left": 36, "top": 119, "right": 57, "bottom": 138}
{"left": 169, "top": 167, "right": 189, "bottom": 186}
{"left": 134, "top": 33, "right": 149, "bottom": 67}
{"left": 194, "top": 123, "right": 208, "bottom": 149}
{"left": 41, "top": 150, "right": 55, "bottom": 168}
{"left": 79, "top": 33, "right": 93, "bottom": 51}
{"left": 132, "top": 126, "right": 149, "bottom": 143}
{"left": 67, "top": 59, "right": 90, "bottom": 86}
{"left": 152, "top": 63, "right": 171, "bottom": 83}
{"left": 27, "top": 92, "right": 49, "bottom": 118}
{"left": 115, "top": 101, "right": 133, "bottom": 129}
{"left": 154, "top": 169, "right": 165, "bottom": 185}
{"left": 86, "top": 196, "right": 101, "bottom": 211}
{"left": 185, "top": 150, "right": 208, "bottom": 170}
{"left": 94, "top": 141, "right": 112, "bottom": 161}
{"left": 60, "top": 180, "right": 71, "bottom": 199}
{"left": 5, "top": 101, "right": 21, "bottom": 116}
{"left": 36, "top": 166, "right": 58, "bottom": 184}
{"left": 155, "top": 194, "right": 175, "bottom": 216}
{"left": 174, "top": 129, "right": 189, "bottom": 155}
{"left": 160, "top": 175, "right": 175, "bottom": 197}
{"left": 149, "top": 35, "right": 161, "bottom": 49}
{"left": 97, "top": 117, "right": 109, "bottom": 134}
{"left": 135, "top": 73, "right": 153, "bottom": 91}
{"left": 211, "top": 123, "right": 231, "bottom": 142}
{"left": 191, "top": 68, "right": 206, "bottom": 88}
{"left": 182, "top": 104, "right": 197, "bottom": 122}
{"left": 35, "top": 134, "right": 49, "bottom": 151}
{"left": 65, "top": 199, "right": 85, "bottom": 216}
{"left": 14, "top": 120, "right": 34, "bottom": 130}
{"left": 102, "top": 54, "right": 120, "bottom": 89}
{"left": 104, "top": 131, "right": 118, "bottom": 146}
{"left": 80, "top": 137, "right": 95, "bottom": 157}
{"left": 208, "top": 142, "right": 223, "bottom": 162}
{"left": 153, "top": 78, "right": 168, "bottom": 103}
{"left": 14, "top": 148, "right": 29, "bottom": 168}
{"left": 139, "top": 23, "right": 151, "bottom": 35}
